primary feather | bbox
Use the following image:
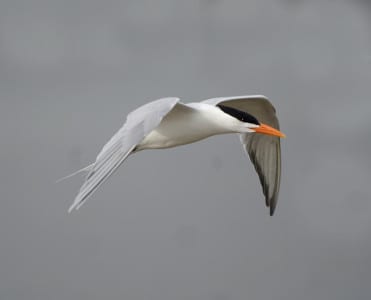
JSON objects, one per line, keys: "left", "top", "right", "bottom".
{"left": 68, "top": 97, "right": 180, "bottom": 212}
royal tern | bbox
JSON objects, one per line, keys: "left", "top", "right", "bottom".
{"left": 67, "top": 95, "right": 285, "bottom": 215}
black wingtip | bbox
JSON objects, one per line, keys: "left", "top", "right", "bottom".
{"left": 269, "top": 200, "right": 277, "bottom": 216}
{"left": 269, "top": 208, "right": 274, "bottom": 216}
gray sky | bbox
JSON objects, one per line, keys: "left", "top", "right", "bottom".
{"left": 1, "top": 0, "right": 371, "bottom": 299}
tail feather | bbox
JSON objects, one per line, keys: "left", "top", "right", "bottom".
{"left": 56, "top": 164, "right": 94, "bottom": 183}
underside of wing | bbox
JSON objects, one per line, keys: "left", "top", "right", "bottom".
{"left": 203, "top": 95, "right": 282, "bottom": 215}
{"left": 240, "top": 133, "right": 281, "bottom": 216}
{"left": 68, "top": 97, "right": 180, "bottom": 212}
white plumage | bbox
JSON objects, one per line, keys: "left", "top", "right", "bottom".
{"left": 67, "top": 95, "right": 285, "bottom": 215}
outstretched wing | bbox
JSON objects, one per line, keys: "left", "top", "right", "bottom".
{"left": 68, "top": 97, "right": 180, "bottom": 212}
{"left": 203, "top": 95, "right": 282, "bottom": 215}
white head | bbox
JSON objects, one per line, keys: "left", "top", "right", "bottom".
{"left": 217, "top": 104, "right": 285, "bottom": 137}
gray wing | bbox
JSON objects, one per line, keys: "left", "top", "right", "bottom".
{"left": 203, "top": 95, "right": 282, "bottom": 215}
{"left": 68, "top": 97, "right": 180, "bottom": 212}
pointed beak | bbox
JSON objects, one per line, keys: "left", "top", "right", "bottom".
{"left": 253, "top": 123, "right": 286, "bottom": 138}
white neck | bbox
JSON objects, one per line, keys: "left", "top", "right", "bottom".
{"left": 137, "top": 103, "right": 253, "bottom": 150}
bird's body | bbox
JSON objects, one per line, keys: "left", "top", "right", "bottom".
{"left": 137, "top": 103, "right": 253, "bottom": 150}
{"left": 67, "top": 95, "right": 285, "bottom": 215}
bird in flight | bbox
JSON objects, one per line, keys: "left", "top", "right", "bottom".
{"left": 67, "top": 95, "right": 285, "bottom": 215}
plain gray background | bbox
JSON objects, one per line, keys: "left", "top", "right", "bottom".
{"left": 1, "top": 0, "right": 371, "bottom": 299}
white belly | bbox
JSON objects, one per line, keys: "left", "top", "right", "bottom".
{"left": 137, "top": 104, "right": 236, "bottom": 150}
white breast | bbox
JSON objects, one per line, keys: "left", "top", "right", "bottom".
{"left": 137, "top": 103, "right": 238, "bottom": 150}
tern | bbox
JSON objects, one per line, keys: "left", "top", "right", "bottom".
{"left": 67, "top": 95, "right": 285, "bottom": 215}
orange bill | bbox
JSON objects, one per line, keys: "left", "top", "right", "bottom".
{"left": 254, "top": 123, "right": 286, "bottom": 138}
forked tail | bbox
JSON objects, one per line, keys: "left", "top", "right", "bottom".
{"left": 56, "top": 164, "right": 94, "bottom": 183}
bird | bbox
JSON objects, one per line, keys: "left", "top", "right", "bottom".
{"left": 66, "top": 95, "right": 285, "bottom": 215}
